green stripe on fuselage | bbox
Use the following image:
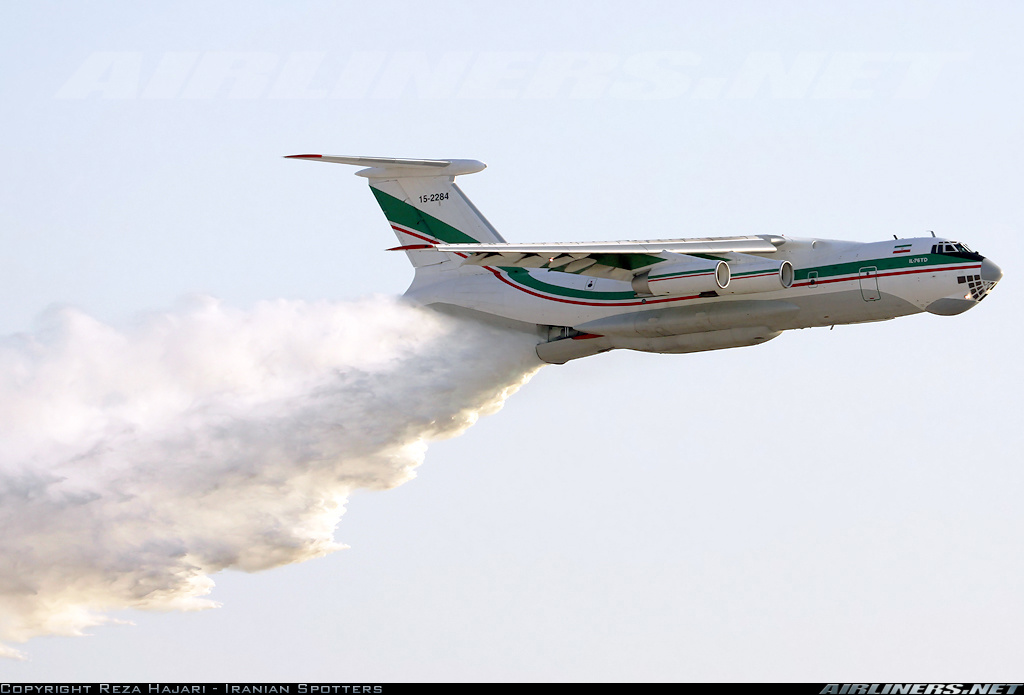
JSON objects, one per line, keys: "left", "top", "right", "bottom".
{"left": 793, "top": 254, "right": 973, "bottom": 281}
{"left": 371, "top": 187, "right": 641, "bottom": 300}
{"left": 373, "top": 188, "right": 661, "bottom": 271}
{"left": 504, "top": 268, "right": 637, "bottom": 300}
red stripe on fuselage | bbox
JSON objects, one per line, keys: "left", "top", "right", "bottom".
{"left": 792, "top": 263, "right": 980, "bottom": 288}
{"left": 390, "top": 224, "right": 974, "bottom": 307}
{"left": 390, "top": 224, "right": 699, "bottom": 306}
{"left": 485, "top": 269, "right": 703, "bottom": 306}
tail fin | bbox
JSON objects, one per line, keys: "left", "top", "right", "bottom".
{"left": 286, "top": 154, "right": 504, "bottom": 270}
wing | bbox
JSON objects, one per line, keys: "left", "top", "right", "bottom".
{"left": 427, "top": 235, "right": 784, "bottom": 281}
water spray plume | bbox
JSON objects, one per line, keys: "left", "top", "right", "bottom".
{"left": 0, "top": 295, "right": 542, "bottom": 659}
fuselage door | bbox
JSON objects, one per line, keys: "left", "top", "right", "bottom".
{"left": 859, "top": 266, "right": 880, "bottom": 301}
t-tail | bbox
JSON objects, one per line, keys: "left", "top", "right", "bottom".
{"left": 285, "top": 154, "right": 503, "bottom": 276}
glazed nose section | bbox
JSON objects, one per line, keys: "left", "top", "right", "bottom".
{"left": 981, "top": 257, "right": 1003, "bottom": 283}
{"left": 926, "top": 255, "right": 1001, "bottom": 315}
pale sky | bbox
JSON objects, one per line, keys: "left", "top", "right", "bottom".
{"left": 1, "top": 0, "right": 1022, "bottom": 682}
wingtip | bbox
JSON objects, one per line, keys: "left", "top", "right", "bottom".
{"left": 284, "top": 154, "right": 323, "bottom": 159}
{"left": 387, "top": 244, "right": 435, "bottom": 251}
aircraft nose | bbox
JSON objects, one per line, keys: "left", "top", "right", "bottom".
{"left": 980, "top": 257, "right": 1003, "bottom": 283}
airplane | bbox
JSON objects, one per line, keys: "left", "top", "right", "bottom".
{"left": 287, "top": 154, "right": 1002, "bottom": 364}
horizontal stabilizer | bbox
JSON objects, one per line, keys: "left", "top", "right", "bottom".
{"left": 285, "top": 154, "right": 486, "bottom": 178}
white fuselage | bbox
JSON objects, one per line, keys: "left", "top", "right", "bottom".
{"left": 285, "top": 154, "right": 1001, "bottom": 365}
{"left": 405, "top": 235, "right": 1000, "bottom": 363}
{"left": 408, "top": 236, "right": 988, "bottom": 326}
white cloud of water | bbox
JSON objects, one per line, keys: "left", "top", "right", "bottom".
{"left": 0, "top": 296, "right": 541, "bottom": 659}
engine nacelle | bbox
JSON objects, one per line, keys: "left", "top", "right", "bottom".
{"left": 718, "top": 255, "right": 793, "bottom": 295}
{"left": 632, "top": 259, "right": 730, "bottom": 297}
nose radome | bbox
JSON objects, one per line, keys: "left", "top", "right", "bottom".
{"left": 981, "top": 258, "right": 1003, "bottom": 283}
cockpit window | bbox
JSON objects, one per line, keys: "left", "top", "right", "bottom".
{"left": 932, "top": 241, "right": 972, "bottom": 254}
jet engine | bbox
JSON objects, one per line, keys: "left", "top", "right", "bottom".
{"left": 632, "top": 258, "right": 730, "bottom": 297}
{"left": 717, "top": 254, "right": 793, "bottom": 295}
